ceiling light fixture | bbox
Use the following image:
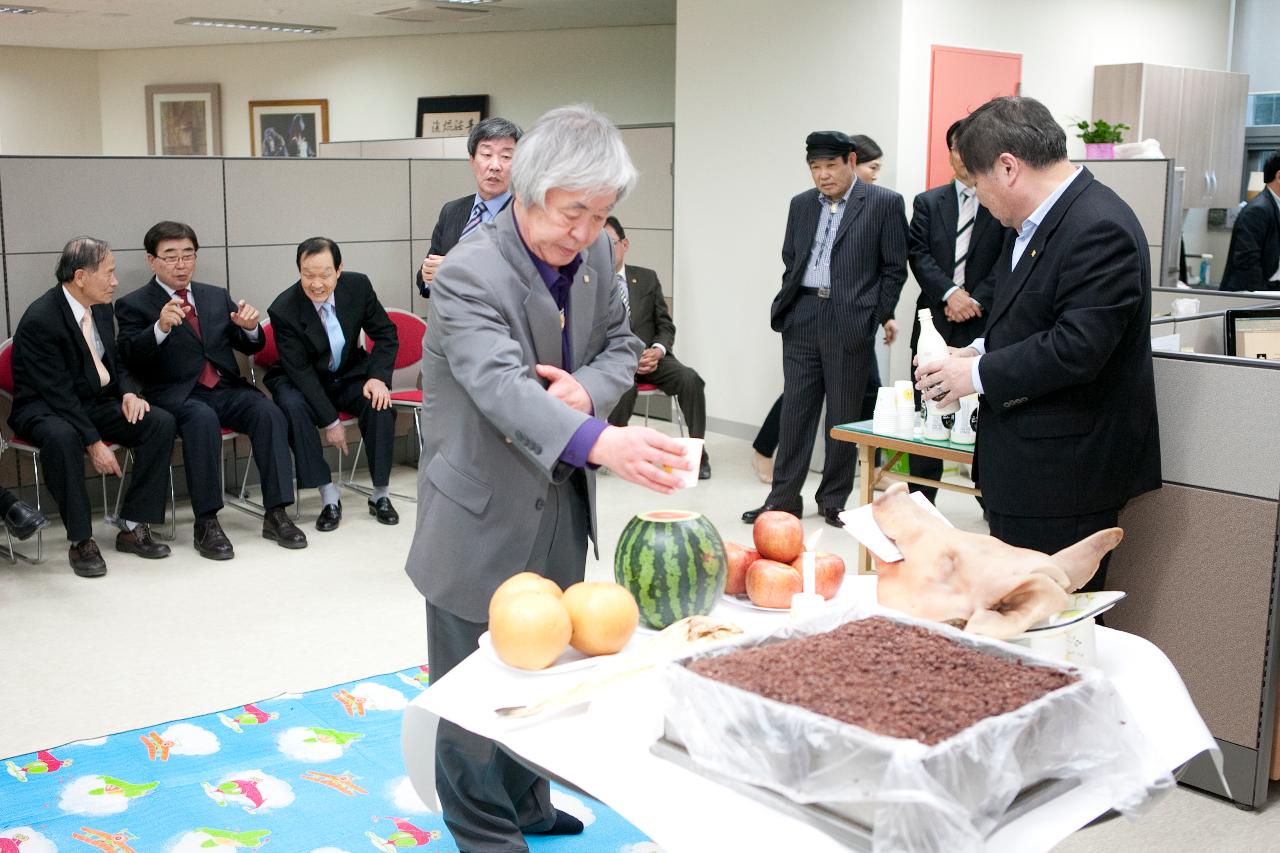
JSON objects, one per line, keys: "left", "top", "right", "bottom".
{"left": 434, "top": 0, "right": 499, "bottom": 5}
{"left": 174, "top": 17, "right": 336, "bottom": 35}
{"left": 0, "top": 5, "right": 44, "bottom": 13}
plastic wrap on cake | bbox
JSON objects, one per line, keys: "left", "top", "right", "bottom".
{"left": 661, "top": 604, "right": 1173, "bottom": 853}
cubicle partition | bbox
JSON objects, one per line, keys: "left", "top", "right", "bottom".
{"left": 1150, "top": 285, "right": 1280, "bottom": 320}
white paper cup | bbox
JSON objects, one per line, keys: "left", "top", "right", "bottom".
{"left": 664, "top": 436, "right": 703, "bottom": 488}
{"left": 1171, "top": 297, "right": 1200, "bottom": 317}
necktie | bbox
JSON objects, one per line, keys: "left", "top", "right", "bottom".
{"left": 616, "top": 272, "right": 631, "bottom": 319}
{"left": 80, "top": 311, "right": 110, "bottom": 387}
{"left": 175, "top": 288, "right": 221, "bottom": 388}
{"left": 953, "top": 189, "right": 977, "bottom": 287}
{"left": 460, "top": 199, "right": 486, "bottom": 240}
{"left": 320, "top": 303, "right": 346, "bottom": 372}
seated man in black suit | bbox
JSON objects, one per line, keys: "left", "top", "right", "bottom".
{"left": 9, "top": 237, "right": 176, "bottom": 577}
{"left": 116, "top": 221, "right": 307, "bottom": 560}
{"left": 603, "top": 217, "right": 711, "bottom": 479}
{"left": 416, "top": 116, "right": 523, "bottom": 297}
{"left": 268, "top": 237, "right": 400, "bottom": 529}
{"left": 1220, "top": 149, "right": 1280, "bottom": 292}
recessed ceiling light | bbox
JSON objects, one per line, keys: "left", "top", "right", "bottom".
{"left": 174, "top": 17, "right": 336, "bottom": 35}
{"left": 0, "top": 5, "right": 44, "bottom": 13}
{"left": 436, "top": 0, "right": 499, "bottom": 5}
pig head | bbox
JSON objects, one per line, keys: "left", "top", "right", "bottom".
{"left": 872, "top": 483, "right": 1123, "bottom": 639}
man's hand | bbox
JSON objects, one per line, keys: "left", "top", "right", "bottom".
{"left": 120, "top": 393, "right": 150, "bottom": 425}
{"left": 914, "top": 351, "right": 977, "bottom": 409}
{"left": 363, "top": 378, "right": 391, "bottom": 410}
{"left": 229, "top": 299, "right": 260, "bottom": 330}
{"left": 944, "top": 289, "right": 981, "bottom": 323}
{"left": 323, "top": 422, "right": 349, "bottom": 456}
{"left": 587, "top": 425, "right": 689, "bottom": 494}
{"left": 87, "top": 441, "right": 122, "bottom": 477}
{"left": 636, "top": 346, "right": 664, "bottom": 375}
{"left": 420, "top": 254, "right": 444, "bottom": 285}
{"left": 158, "top": 298, "right": 186, "bottom": 333}
{"left": 882, "top": 319, "right": 899, "bottom": 345}
{"left": 535, "top": 364, "right": 592, "bottom": 413}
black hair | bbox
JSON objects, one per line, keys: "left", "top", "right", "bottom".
{"left": 467, "top": 117, "right": 523, "bottom": 157}
{"left": 143, "top": 221, "right": 199, "bottom": 256}
{"left": 605, "top": 216, "right": 625, "bottom": 239}
{"left": 296, "top": 236, "right": 342, "bottom": 270}
{"left": 956, "top": 96, "right": 1067, "bottom": 175}
{"left": 1264, "top": 150, "right": 1280, "bottom": 185}
{"left": 850, "top": 134, "right": 883, "bottom": 163}
{"left": 946, "top": 118, "right": 967, "bottom": 150}
{"left": 55, "top": 236, "right": 111, "bottom": 284}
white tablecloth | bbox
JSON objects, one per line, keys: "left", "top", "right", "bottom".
{"left": 404, "top": 577, "right": 1217, "bottom": 852}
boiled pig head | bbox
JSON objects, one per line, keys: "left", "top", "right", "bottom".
{"left": 871, "top": 483, "right": 1123, "bottom": 639}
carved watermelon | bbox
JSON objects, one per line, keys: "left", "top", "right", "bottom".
{"left": 614, "top": 510, "right": 727, "bottom": 629}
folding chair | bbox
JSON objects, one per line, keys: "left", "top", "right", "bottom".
{"left": 636, "top": 383, "right": 685, "bottom": 436}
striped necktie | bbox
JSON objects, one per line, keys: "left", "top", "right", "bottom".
{"left": 953, "top": 188, "right": 977, "bottom": 287}
{"left": 616, "top": 272, "right": 631, "bottom": 319}
{"left": 460, "top": 199, "right": 486, "bottom": 239}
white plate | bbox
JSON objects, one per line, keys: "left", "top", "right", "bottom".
{"left": 478, "top": 631, "right": 644, "bottom": 676}
{"left": 721, "top": 592, "right": 789, "bottom": 612}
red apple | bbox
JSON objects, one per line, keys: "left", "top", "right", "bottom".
{"left": 746, "top": 558, "right": 802, "bottom": 608}
{"left": 789, "top": 551, "right": 847, "bottom": 601}
{"left": 753, "top": 511, "right": 804, "bottom": 563}
{"left": 723, "top": 541, "right": 760, "bottom": 596}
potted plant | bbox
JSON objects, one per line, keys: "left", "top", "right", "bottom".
{"left": 1075, "top": 119, "right": 1130, "bottom": 159}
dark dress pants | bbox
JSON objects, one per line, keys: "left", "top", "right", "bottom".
{"left": 985, "top": 506, "right": 1121, "bottom": 593}
{"left": 272, "top": 375, "right": 395, "bottom": 488}
{"left": 13, "top": 397, "right": 175, "bottom": 542}
{"left": 172, "top": 383, "right": 295, "bottom": 518}
{"left": 754, "top": 351, "right": 879, "bottom": 457}
{"left": 767, "top": 295, "right": 871, "bottom": 512}
{"left": 607, "top": 353, "right": 707, "bottom": 438}
{"left": 426, "top": 472, "right": 590, "bottom": 852}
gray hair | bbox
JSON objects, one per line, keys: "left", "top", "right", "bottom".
{"left": 510, "top": 104, "right": 637, "bottom": 209}
{"left": 467, "top": 116, "right": 522, "bottom": 157}
{"left": 56, "top": 236, "right": 111, "bottom": 284}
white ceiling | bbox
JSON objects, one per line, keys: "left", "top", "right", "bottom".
{"left": 0, "top": 0, "right": 676, "bottom": 50}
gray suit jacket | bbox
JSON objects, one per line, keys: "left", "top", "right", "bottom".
{"left": 405, "top": 206, "right": 642, "bottom": 621}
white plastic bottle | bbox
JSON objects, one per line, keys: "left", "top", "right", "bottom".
{"left": 916, "top": 309, "right": 960, "bottom": 438}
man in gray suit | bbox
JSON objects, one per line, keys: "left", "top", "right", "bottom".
{"left": 404, "top": 104, "right": 691, "bottom": 853}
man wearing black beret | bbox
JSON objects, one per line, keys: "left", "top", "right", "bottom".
{"left": 743, "top": 130, "right": 908, "bottom": 527}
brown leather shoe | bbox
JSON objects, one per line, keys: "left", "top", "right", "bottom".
{"left": 263, "top": 508, "right": 307, "bottom": 549}
{"left": 69, "top": 539, "right": 107, "bottom": 577}
{"left": 193, "top": 518, "right": 234, "bottom": 561}
{"left": 115, "top": 523, "right": 171, "bottom": 559}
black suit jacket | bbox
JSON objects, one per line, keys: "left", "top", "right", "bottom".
{"left": 907, "top": 182, "right": 1006, "bottom": 347}
{"left": 1219, "top": 190, "right": 1280, "bottom": 292}
{"left": 621, "top": 265, "right": 675, "bottom": 352}
{"left": 770, "top": 181, "right": 908, "bottom": 344}
{"left": 415, "top": 193, "right": 514, "bottom": 297}
{"left": 266, "top": 271, "right": 398, "bottom": 426}
{"left": 976, "top": 168, "right": 1161, "bottom": 517}
{"left": 115, "top": 278, "right": 265, "bottom": 411}
{"left": 9, "top": 285, "right": 137, "bottom": 445}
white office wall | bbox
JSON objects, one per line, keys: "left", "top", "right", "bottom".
{"left": 96, "top": 26, "right": 675, "bottom": 156}
{"left": 1232, "top": 0, "right": 1280, "bottom": 91}
{"left": 0, "top": 46, "right": 101, "bottom": 155}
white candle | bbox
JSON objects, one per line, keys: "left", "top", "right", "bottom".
{"left": 802, "top": 529, "right": 822, "bottom": 595}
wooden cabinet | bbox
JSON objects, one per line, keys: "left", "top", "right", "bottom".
{"left": 1093, "top": 63, "right": 1248, "bottom": 208}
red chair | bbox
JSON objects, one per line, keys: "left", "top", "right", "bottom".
{"left": 364, "top": 307, "right": 426, "bottom": 451}
{"left": 635, "top": 383, "right": 685, "bottom": 436}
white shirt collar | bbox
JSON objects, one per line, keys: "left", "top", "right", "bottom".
{"left": 1268, "top": 186, "right": 1280, "bottom": 208}
{"left": 616, "top": 264, "right": 628, "bottom": 281}
{"left": 61, "top": 286, "right": 88, "bottom": 325}
{"left": 954, "top": 178, "right": 974, "bottom": 202}
{"left": 314, "top": 293, "right": 337, "bottom": 314}
{"left": 1019, "top": 166, "right": 1083, "bottom": 237}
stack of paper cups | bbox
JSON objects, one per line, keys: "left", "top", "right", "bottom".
{"left": 872, "top": 386, "right": 897, "bottom": 435}
{"left": 894, "top": 380, "right": 915, "bottom": 436}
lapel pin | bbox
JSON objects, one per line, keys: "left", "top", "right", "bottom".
{"left": 1030, "top": 249, "right": 1038, "bottom": 258}
{"left": 584, "top": 274, "right": 590, "bottom": 284}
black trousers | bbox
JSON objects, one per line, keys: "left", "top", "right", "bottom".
{"left": 271, "top": 375, "right": 394, "bottom": 489}
{"left": 13, "top": 398, "right": 175, "bottom": 542}
{"left": 607, "top": 353, "right": 707, "bottom": 438}
{"left": 753, "top": 350, "right": 879, "bottom": 457}
{"left": 985, "top": 506, "right": 1120, "bottom": 593}
{"left": 425, "top": 473, "right": 589, "bottom": 852}
{"left": 171, "top": 384, "right": 295, "bottom": 519}
{"left": 0, "top": 488, "right": 17, "bottom": 516}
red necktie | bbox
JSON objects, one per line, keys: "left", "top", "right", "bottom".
{"left": 176, "top": 289, "right": 221, "bottom": 389}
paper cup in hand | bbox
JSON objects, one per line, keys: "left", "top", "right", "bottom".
{"left": 663, "top": 437, "right": 703, "bottom": 488}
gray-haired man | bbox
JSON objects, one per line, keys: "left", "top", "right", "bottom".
{"left": 404, "top": 104, "right": 690, "bottom": 851}
{"left": 416, "top": 116, "right": 524, "bottom": 297}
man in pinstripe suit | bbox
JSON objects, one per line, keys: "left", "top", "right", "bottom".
{"left": 743, "top": 131, "right": 908, "bottom": 527}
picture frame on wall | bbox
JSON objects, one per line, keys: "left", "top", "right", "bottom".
{"left": 249, "top": 99, "right": 330, "bottom": 157}
{"left": 416, "top": 95, "right": 488, "bottom": 139}
{"left": 145, "top": 83, "right": 222, "bottom": 156}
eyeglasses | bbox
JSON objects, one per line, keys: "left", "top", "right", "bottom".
{"left": 154, "top": 252, "right": 197, "bottom": 266}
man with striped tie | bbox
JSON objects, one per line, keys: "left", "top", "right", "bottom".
{"left": 416, "top": 117, "right": 523, "bottom": 297}
{"left": 906, "top": 118, "right": 1007, "bottom": 501}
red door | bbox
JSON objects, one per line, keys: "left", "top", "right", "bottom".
{"left": 927, "top": 45, "right": 1022, "bottom": 189}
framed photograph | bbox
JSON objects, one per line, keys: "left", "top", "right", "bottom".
{"left": 416, "top": 95, "right": 488, "bottom": 139}
{"left": 145, "top": 83, "right": 222, "bottom": 156}
{"left": 249, "top": 99, "right": 330, "bottom": 157}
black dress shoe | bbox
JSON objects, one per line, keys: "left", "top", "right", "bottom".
{"left": 193, "top": 518, "right": 235, "bottom": 561}
{"left": 698, "top": 451, "right": 712, "bottom": 480}
{"left": 263, "top": 508, "right": 308, "bottom": 549}
{"left": 4, "top": 500, "right": 48, "bottom": 542}
{"left": 741, "top": 500, "right": 803, "bottom": 524}
{"left": 115, "top": 524, "right": 171, "bottom": 559}
{"left": 368, "top": 497, "right": 399, "bottom": 525}
{"left": 820, "top": 507, "right": 846, "bottom": 528}
{"left": 69, "top": 539, "right": 107, "bottom": 578}
{"left": 316, "top": 502, "right": 342, "bottom": 532}
{"left": 527, "top": 808, "right": 584, "bottom": 836}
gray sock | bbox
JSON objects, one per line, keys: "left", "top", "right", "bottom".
{"left": 319, "top": 483, "right": 341, "bottom": 507}
{"left": 372, "top": 486, "right": 390, "bottom": 501}
{"left": 118, "top": 518, "right": 138, "bottom": 532}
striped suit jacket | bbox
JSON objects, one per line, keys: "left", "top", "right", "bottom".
{"left": 770, "top": 181, "right": 909, "bottom": 344}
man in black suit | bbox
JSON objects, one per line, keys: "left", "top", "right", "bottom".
{"left": 743, "top": 130, "right": 908, "bottom": 527}
{"left": 916, "top": 96, "right": 1161, "bottom": 591}
{"left": 116, "top": 221, "right": 307, "bottom": 559}
{"left": 268, "top": 237, "right": 400, "bottom": 530}
{"left": 416, "top": 117, "right": 523, "bottom": 297}
{"left": 9, "top": 237, "right": 176, "bottom": 577}
{"left": 603, "top": 216, "right": 711, "bottom": 479}
{"left": 906, "top": 118, "right": 1007, "bottom": 501}
{"left": 1220, "top": 150, "right": 1280, "bottom": 292}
